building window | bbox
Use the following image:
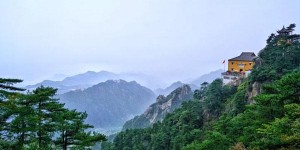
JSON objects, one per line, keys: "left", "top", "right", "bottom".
{"left": 240, "top": 69, "right": 243, "bottom": 72}
{"left": 231, "top": 62, "right": 234, "bottom": 65}
{"left": 249, "top": 63, "right": 252, "bottom": 65}
{"left": 231, "top": 68, "right": 234, "bottom": 71}
{"left": 238, "top": 63, "right": 245, "bottom": 68}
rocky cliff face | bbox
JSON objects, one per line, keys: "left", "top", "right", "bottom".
{"left": 247, "top": 81, "right": 263, "bottom": 104}
{"left": 123, "top": 85, "right": 193, "bottom": 130}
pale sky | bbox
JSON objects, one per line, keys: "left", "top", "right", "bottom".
{"left": 1, "top": 0, "right": 300, "bottom": 85}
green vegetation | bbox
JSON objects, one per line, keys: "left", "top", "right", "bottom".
{"left": 0, "top": 80, "right": 106, "bottom": 149}
{"left": 102, "top": 24, "right": 300, "bottom": 150}
{"left": 250, "top": 23, "right": 300, "bottom": 83}
{"left": 102, "top": 100, "right": 204, "bottom": 150}
{"left": 102, "top": 79, "right": 236, "bottom": 150}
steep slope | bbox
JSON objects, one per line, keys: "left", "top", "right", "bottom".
{"left": 101, "top": 24, "right": 300, "bottom": 150}
{"left": 123, "top": 85, "right": 193, "bottom": 130}
{"left": 58, "top": 80, "right": 156, "bottom": 128}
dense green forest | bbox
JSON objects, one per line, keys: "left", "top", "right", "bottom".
{"left": 102, "top": 24, "right": 300, "bottom": 150}
{"left": 0, "top": 80, "right": 106, "bottom": 149}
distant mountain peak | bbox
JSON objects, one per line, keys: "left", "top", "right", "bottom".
{"left": 171, "top": 81, "right": 183, "bottom": 85}
{"left": 85, "top": 71, "right": 97, "bottom": 74}
{"left": 174, "top": 81, "right": 183, "bottom": 83}
{"left": 113, "top": 79, "right": 122, "bottom": 83}
{"left": 154, "top": 81, "right": 197, "bottom": 96}
{"left": 191, "top": 69, "right": 223, "bottom": 86}
{"left": 98, "top": 70, "right": 114, "bottom": 74}
{"left": 26, "top": 70, "right": 164, "bottom": 94}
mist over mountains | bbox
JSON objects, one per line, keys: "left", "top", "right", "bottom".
{"left": 58, "top": 79, "right": 156, "bottom": 128}
{"left": 24, "top": 69, "right": 222, "bottom": 133}
{"left": 26, "top": 71, "right": 164, "bottom": 94}
{"left": 26, "top": 69, "right": 222, "bottom": 95}
{"left": 153, "top": 69, "right": 222, "bottom": 95}
{"left": 190, "top": 69, "right": 223, "bottom": 86}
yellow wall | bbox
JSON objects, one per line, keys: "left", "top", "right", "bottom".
{"left": 228, "top": 60, "right": 255, "bottom": 73}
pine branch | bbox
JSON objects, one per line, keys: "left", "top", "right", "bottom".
{"left": 0, "top": 84, "right": 25, "bottom": 91}
{"left": 0, "top": 78, "right": 23, "bottom": 84}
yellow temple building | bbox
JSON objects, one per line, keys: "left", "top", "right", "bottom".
{"left": 228, "top": 52, "right": 256, "bottom": 73}
{"left": 222, "top": 52, "right": 256, "bottom": 84}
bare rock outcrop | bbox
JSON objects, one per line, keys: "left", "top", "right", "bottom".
{"left": 123, "top": 85, "right": 193, "bottom": 130}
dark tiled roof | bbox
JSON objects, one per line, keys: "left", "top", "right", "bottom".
{"left": 277, "top": 26, "right": 289, "bottom": 33}
{"left": 229, "top": 52, "right": 256, "bottom": 61}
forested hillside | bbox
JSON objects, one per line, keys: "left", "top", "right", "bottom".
{"left": 0, "top": 81, "right": 106, "bottom": 149}
{"left": 102, "top": 24, "right": 300, "bottom": 150}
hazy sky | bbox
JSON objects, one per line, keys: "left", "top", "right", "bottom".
{"left": 1, "top": 0, "right": 300, "bottom": 85}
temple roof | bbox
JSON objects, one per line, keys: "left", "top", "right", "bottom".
{"left": 229, "top": 52, "right": 256, "bottom": 61}
{"left": 277, "top": 26, "right": 290, "bottom": 33}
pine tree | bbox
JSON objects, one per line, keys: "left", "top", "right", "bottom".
{"left": 7, "top": 94, "right": 36, "bottom": 149}
{"left": 1, "top": 79, "right": 106, "bottom": 149}
{"left": 0, "top": 78, "right": 25, "bottom": 149}
{"left": 26, "top": 86, "right": 65, "bottom": 149}
{"left": 0, "top": 78, "right": 25, "bottom": 94}
{"left": 55, "top": 109, "right": 106, "bottom": 150}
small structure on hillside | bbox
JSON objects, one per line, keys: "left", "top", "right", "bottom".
{"left": 277, "top": 26, "right": 292, "bottom": 36}
{"left": 276, "top": 25, "right": 300, "bottom": 45}
{"left": 222, "top": 52, "right": 256, "bottom": 84}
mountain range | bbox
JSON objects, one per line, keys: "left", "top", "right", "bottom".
{"left": 190, "top": 69, "right": 223, "bottom": 86}
{"left": 25, "top": 69, "right": 222, "bottom": 94}
{"left": 58, "top": 79, "right": 156, "bottom": 128}
{"left": 25, "top": 69, "right": 222, "bottom": 132}
{"left": 153, "top": 70, "right": 223, "bottom": 96}
{"left": 26, "top": 71, "right": 163, "bottom": 94}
